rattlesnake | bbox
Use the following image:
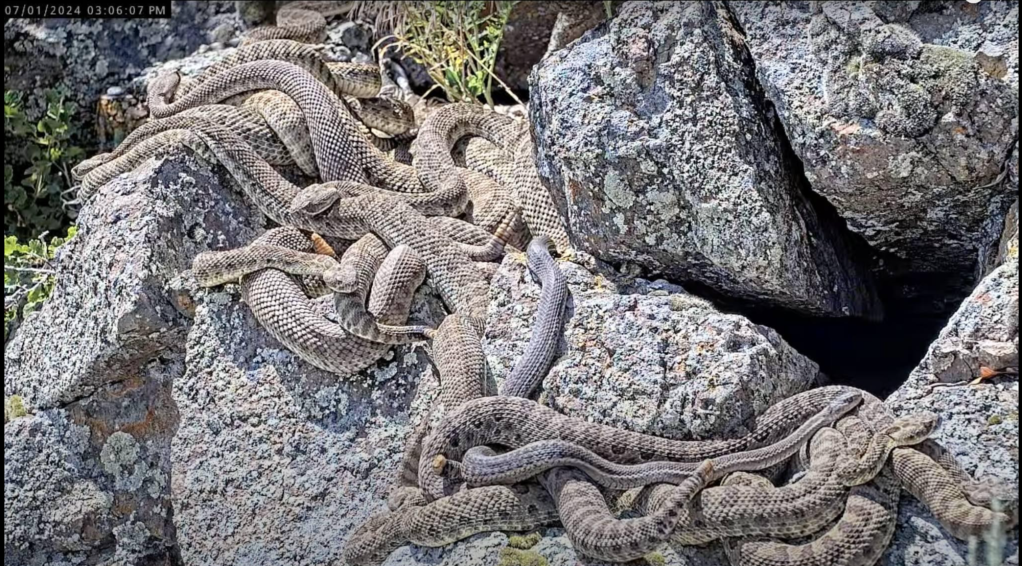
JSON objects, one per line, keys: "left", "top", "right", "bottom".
{"left": 191, "top": 227, "right": 426, "bottom": 375}
{"left": 416, "top": 386, "right": 874, "bottom": 501}
{"left": 445, "top": 396, "right": 931, "bottom": 491}
{"left": 88, "top": 114, "right": 491, "bottom": 334}
{"left": 241, "top": 1, "right": 351, "bottom": 44}
{"left": 145, "top": 60, "right": 424, "bottom": 191}
{"left": 498, "top": 236, "right": 569, "bottom": 398}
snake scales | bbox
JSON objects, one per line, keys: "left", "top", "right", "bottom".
{"left": 68, "top": 17, "right": 1017, "bottom": 566}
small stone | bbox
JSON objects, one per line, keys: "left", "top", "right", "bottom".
{"left": 105, "top": 86, "right": 125, "bottom": 97}
{"left": 336, "top": 21, "right": 371, "bottom": 52}
{"left": 322, "top": 44, "right": 352, "bottom": 62}
{"left": 209, "top": 22, "right": 235, "bottom": 45}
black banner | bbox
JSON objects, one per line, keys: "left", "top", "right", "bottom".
{"left": 5, "top": 0, "right": 172, "bottom": 20}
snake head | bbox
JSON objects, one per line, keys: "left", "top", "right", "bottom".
{"left": 147, "top": 71, "right": 182, "bottom": 104}
{"left": 322, "top": 265, "right": 360, "bottom": 294}
{"left": 290, "top": 184, "right": 344, "bottom": 216}
{"left": 887, "top": 411, "right": 939, "bottom": 447}
{"left": 826, "top": 391, "right": 864, "bottom": 421}
{"left": 356, "top": 97, "right": 416, "bottom": 135}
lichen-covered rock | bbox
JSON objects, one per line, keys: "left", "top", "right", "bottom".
{"left": 530, "top": 1, "right": 881, "bottom": 319}
{"left": 4, "top": 388, "right": 177, "bottom": 564}
{"left": 732, "top": 1, "right": 1018, "bottom": 299}
{"left": 172, "top": 279, "right": 442, "bottom": 565}
{"left": 883, "top": 244, "right": 1019, "bottom": 564}
{"left": 4, "top": 1, "right": 240, "bottom": 135}
{"left": 3, "top": 154, "right": 245, "bottom": 565}
{"left": 486, "top": 252, "right": 822, "bottom": 440}
{"left": 2, "top": 152, "right": 438, "bottom": 564}
{"left": 4, "top": 155, "right": 248, "bottom": 410}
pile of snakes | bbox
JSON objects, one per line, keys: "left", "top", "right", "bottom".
{"left": 69, "top": 6, "right": 1017, "bottom": 566}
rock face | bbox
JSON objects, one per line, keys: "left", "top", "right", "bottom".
{"left": 884, "top": 229, "right": 1019, "bottom": 565}
{"left": 485, "top": 254, "right": 821, "bottom": 441}
{"left": 732, "top": 1, "right": 1019, "bottom": 304}
{"left": 2, "top": 153, "right": 434, "bottom": 565}
{"left": 4, "top": 155, "right": 238, "bottom": 565}
{"left": 530, "top": 1, "right": 882, "bottom": 319}
{"left": 4, "top": 149, "right": 826, "bottom": 565}
{"left": 496, "top": 1, "right": 609, "bottom": 92}
{"left": 4, "top": 1, "right": 239, "bottom": 138}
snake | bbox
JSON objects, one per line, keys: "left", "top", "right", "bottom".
{"left": 541, "top": 425, "right": 852, "bottom": 563}
{"left": 497, "top": 235, "right": 569, "bottom": 398}
{"left": 145, "top": 60, "right": 424, "bottom": 192}
{"left": 414, "top": 103, "right": 572, "bottom": 251}
{"left": 709, "top": 401, "right": 1014, "bottom": 566}
{"left": 162, "top": 38, "right": 416, "bottom": 138}
{"left": 415, "top": 386, "right": 876, "bottom": 501}
{"left": 241, "top": 1, "right": 352, "bottom": 45}
{"left": 190, "top": 227, "right": 426, "bottom": 375}
{"left": 444, "top": 392, "right": 862, "bottom": 490}
{"left": 142, "top": 62, "right": 540, "bottom": 250}
{"left": 721, "top": 465, "right": 902, "bottom": 566}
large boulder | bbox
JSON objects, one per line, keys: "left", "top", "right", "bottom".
{"left": 883, "top": 225, "right": 1019, "bottom": 565}
{"left": 530, "top": 1, "right": 882, "bottom": 319}
{"left": 4, "top": 155, "right": 240, "bottom": 565}
{"left": 2, "top": 153, "right": 432, "bottom": 565}
{"left": 731, "top": 1, "right": 1019, "bottom": 306}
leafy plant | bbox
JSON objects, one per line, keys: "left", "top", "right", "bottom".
{"left": 4, "top": 226, "right": 77, "bottom": 342}
{"left": 381, "top": 1, "right": 522, "bottom": 107}
{"left": 5, "top": 88, "right": 84, "bottom": 240}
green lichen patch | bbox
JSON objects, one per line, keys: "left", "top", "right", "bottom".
{"left": 498, "top": 548, "right": 549, "bottom": 566}
{"left": 4, "top": 395, "right": 29, "bottom": 423}
{"left": 645, "top": 552, "right": 667, "bottom": 566}
{"left": 508, "top": 532, "right": 543, "bottom": 549}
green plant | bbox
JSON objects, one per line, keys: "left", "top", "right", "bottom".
{"left": 382, "top": 1, "right": 522, "bottom": 107}
{"left": 5, "top": 88, "right": 84, "bottom": 240}
{"left": 4, "top": 226, "right": 76, "bottom": 342}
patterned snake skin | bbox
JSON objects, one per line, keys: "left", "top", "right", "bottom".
{"left": 146, "top": 60, "right": 423, "bottom": 191}
{"left": 191, "top": 227, "right": 425, "bottom": 375}
{"left": 498, "top": 236, "right": 568, "bottom": 398}
{"left": 416, "top": 386, "right": 871, "bottom": 501}
{"left": 241, "top": 1, "right": 351, "bottom": 44}
{"left": 450, "top": 393, "right": 864, "bottom": 490}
